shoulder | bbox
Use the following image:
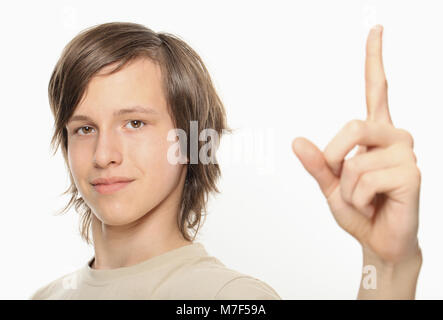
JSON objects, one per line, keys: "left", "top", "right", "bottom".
{"left": 214, "top": 276, "right": 281, "bottom": 300}
{"left": 174, "top": 255, "right": 281, "bottom": 300}
{"left": 29, "top": 271, "right": 78, "bottom": 300}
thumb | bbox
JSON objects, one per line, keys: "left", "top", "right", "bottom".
{"left": 292, "top": 137, "right": 372, "bottom": 243}
{"left": 292, "top": 137, "right": 338, "bottom": 199}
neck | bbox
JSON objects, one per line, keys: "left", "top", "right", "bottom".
{"left": 90, "top": 217, "right": 192, "bottom": 270}
{"left": 90, "top": 169, "right": 192, "bottom": 270}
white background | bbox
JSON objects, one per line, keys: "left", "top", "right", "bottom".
{"left": 1, "top": 0, "right": 442, "bottom": 299}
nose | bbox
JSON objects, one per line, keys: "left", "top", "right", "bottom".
{"left": 93, "top": 129, "right": 123, "bottom": 168}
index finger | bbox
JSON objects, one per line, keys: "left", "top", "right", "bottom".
{"left": 365, "top": 25, "right": 393, "bottom": 124}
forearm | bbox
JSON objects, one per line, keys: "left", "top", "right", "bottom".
{"left": 357, "top": 243, "right": 422, "bottom": 300}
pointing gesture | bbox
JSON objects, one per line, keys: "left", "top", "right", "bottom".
{"left": 292, "top": 25, "right": 422, "bottom": 298}
{"left": 365, "top": 25, "right": 392, "bottom": 124}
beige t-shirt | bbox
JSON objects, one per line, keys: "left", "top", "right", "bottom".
{"left": 29, "top": 242, "right": 281, "bottom": 300}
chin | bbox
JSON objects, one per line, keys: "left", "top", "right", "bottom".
{"left": 87, "top": 189, "right": 169, "bottom": 227}
{"left": 93, "top": 209, "right": 146, "bottom": 227}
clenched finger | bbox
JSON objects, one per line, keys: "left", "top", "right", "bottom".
{"left": 323, "top": 119, "right": 413, "bottom": 176}
{"left": 340, "top": 143, "right": 417, "bottom": 206}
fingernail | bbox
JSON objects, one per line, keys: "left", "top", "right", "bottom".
{"left": 371, "top": 24, "right": 383, "bottom": 33}
{"left": 364, "top": 205, "right": 374, "bottom": 218}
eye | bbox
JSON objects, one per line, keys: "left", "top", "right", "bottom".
{"left": 76, "top": 126, "right": 95, "bottom": 136}
{"left": 125, "top": 120, "right": 146, "bottom": 130}
{"left": 73, "top": 120, "right": 146, "bottom": 136}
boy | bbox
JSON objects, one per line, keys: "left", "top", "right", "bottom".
{"left": 30, "top": 22, "right": 421, "bottom": 299}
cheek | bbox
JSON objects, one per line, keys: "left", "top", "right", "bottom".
{"left": 68, "top": 145, "right": 79, "bottom": 174}
{"left": 135, "top": 137, "right": 182, "bottom": 185}
{"left": 67, "top": 142, "right": 91, "bottom": 192}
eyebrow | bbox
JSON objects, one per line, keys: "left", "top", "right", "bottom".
{"left": 67, "top": 106, "right": 159, "bottom": 124}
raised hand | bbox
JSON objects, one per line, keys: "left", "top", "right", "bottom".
{"left": 292, "top": 25, "right": 421, "bottom": 272}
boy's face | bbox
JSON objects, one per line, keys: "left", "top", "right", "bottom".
{"left": 66, "top": 57, "right": 186, "bottom": 226}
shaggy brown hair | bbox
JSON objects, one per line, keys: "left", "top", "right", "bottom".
{"left": 49, "top": 22, "right": 231, "bottom": 245}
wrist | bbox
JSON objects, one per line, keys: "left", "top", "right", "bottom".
{"left": 362, "top": 241, "right": 422, "bottom": 275}
{"left": 359, "top": 241, "right": 422, "bottom": 299}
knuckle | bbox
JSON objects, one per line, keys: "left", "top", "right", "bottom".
{"left": 411, "top": 151, "right": 418, "bottom": 164}
{"left": 392, "top": 143, "right": 416, "bottom": 164}
{"left": 360, "top": 172, "right": 374, "bottom": 189}
{"left": 404, "top": 164, "right": 421, "bottom": 186}
{"left": 414, "top": 166, "right": 422, "bottom": 183}
{"left": 367, "top": 78, "right": 388, "bottom": 90}
{"left": 346, "top": 119, "right": 365, "bottom": 137}
{"left": 397, "top": 128, "right": 414, "bottom": 148}
{"left": 343, "top": 158, "right": 359, "bottom": 175}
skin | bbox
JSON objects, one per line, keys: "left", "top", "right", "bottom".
{"left": 292, "top": 25, "right": 422, "bottom": 299}
{"left": 66, "top": 57, "right": 191, "bottom": 270}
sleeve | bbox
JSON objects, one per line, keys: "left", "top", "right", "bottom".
{"left": 29, "top": 281, "right": 55, "bottom": 300}
{"left": 214, "top": 276, "right": 282, "bottom": 300}
{"left": 29, "top": 285, "right": 49, "bottom": 300}
{"left": 28, "top": 273, "right": 68, "bottom": 300}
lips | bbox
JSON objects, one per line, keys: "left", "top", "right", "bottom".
{"left": 91, "top": 176, "right": 134, "bottom": 185}
{"left": 91, "top": 176, "right": 135, "bottom": 195}
{"left": 92, "top": 181, "right": 133, "bottom": 195}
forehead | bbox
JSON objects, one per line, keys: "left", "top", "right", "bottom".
{"left": 74, "top": 57, "right": 167, "bottom": 116}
